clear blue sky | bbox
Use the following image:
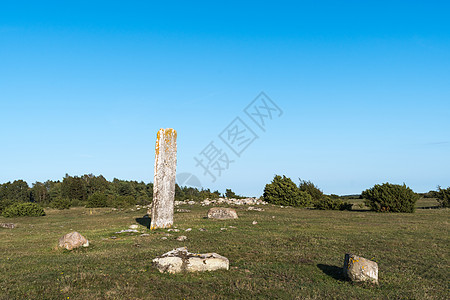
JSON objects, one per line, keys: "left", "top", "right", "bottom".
{"left": 1, "top": 1, "right": 449, "bottom": 196}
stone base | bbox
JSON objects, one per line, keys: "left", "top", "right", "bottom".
{"left": 153, "top": 247, "right": 229, "bottom": 274}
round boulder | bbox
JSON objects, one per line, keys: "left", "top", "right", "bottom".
{"left": 58, "top": 231, "right": 89, "bottom": 250}
{"left": 343, "top": 253, "right": 378, "bottom": 284}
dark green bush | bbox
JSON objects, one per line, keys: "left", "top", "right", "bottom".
{"left": 109, "top": 195, "right": 136, "bottom": 208}
{"left": 264, "top": 175, "right": 312, "bottom": 207}
{"left": 51, "top": 198, "right": 71, "bottom": 210}
{"left": 2, "top": 202, "right": 45, "bottom": 217}
{"left": 436, "top": 186, "right": 450, "bottom": 208}
{"left": 0, "top": 199, "right": 14, "bottom": 214}
{"left": 86, "top": 192, "right": 107, "bottom": 208}
{"left": 299, "top": 179, "right": 323, "bottom": 202}
{"left": 314, "top": 195, "right": 352, "bottom": 211}
{"left": 362, "top": 183, "right": 419, "bottom": 213}
{"left": 69, "top": 198, "right": 86, "bottom": 207}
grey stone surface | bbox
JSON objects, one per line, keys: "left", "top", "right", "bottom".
{"left": 343, "top": 253, "right": 378, "bottom": 284}
{"left": 153, "top": 247, "right": 229, "bottom": 274}
{"left": 58, "top": 232, "right": 89, "bottom": 250}
{"left": 150, "top": 128, "right": 177, "bottom": 230}
{"left": 207, "top": 207, "right": 238, "bottom": 220}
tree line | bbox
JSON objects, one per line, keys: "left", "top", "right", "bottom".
{"left": 0, "top": 174, "right": 241, "bottom": 212}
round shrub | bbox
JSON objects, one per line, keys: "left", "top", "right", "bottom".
{"left": 51, "top": 197, "right": 71, "bottom": 210}
{"left": 436, "top": 186, "right": 450, "bottom": 208}
{"left": 362, "top": 183, "right": 419, "bottom": 213}
{"left": 86, "top": 192, "right": 107, "bottom": 208}
{"left": 314, "top": 195, "right": 352, "bottom": 211}
{"left": 263, "top": 175, "right": 312, "bottom": 207}
{"left": 2, "top": 202, "right": 46, "bottom": 217}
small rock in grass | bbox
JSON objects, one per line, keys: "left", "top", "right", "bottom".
{"left": 161, "top": 237, "right": 168, "bottom": 240}
{"left": 140, "top": 233, "right": 150, "bottom": 237}
{"left": 199, "top": 228, "right": 207, "bottom": 232}
{"left": 129, "top": 225, "right": 139, "bottom": 229}
{"left": 58, "top": 232, "right": 89, "bottom": 250}
{"left": 252, "top": 221, "right": 258, "bottom": 225}
{"left": 185, "top": 228, "right": 192, "bottom": 232}
{"left": 0, "top": 223, "right": 16, "bottom": 229}
{"left": 176, "top": 236, "right": 187, "bottom": 241}
{"left": 220, "top": 228, "right": 227, "bottom": 231}
{"left": 116, "top": 229, "right": 139, "bottom": 234}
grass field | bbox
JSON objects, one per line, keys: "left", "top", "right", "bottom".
{"left": 0, "top": 198, "right": 448, "bottom": 299}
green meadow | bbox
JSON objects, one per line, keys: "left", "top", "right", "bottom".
{"left": 1, "top": 199, "right": 448, "bottom": 299}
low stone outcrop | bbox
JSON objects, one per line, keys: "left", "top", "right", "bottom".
{"left": 207, "top": 207, "right": 238, "bottom": 220}
{"left": 153, "top": 247, "right": 229, "bottom": 274}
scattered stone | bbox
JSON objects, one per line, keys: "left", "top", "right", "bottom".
{"left": 176, "top": 235, "right": 187, "bottom": 241}
{"left": 228, "top": 226, "right": 237, "bottom": 229}
{"left": 0, "top": 223, "right": 16, "bottom": 229}
{"left": 176, "top": 197, "right": 268, "bottom": 207}
{"left": 165, "top": 233, "right": 173, "bottom": 237}
{"left": 129, "top": 225, "right": 139, "bottom": 229}
{"left": 343, "top": 254, "right": 378, "bottom": 284}
{"left": 185, "top": 228, "right": 192, "bottom": 232}
{"left": 220, "top": 228, "right": 227, "bottom": 231}
{"left": 176, "top": 209, "right": 191, "bottom": 213}
{"left": 167, "top": 228, "right": 180, "bottom": 232}
{"left": 207, "top": 207, "right": 238, "bottom": 220}
{"left": 140, "top": 234, "right": 150, "bottom": 237}
{"left": 110, "top": 236, "right": 117, "bottom": 239}
{"left": 153, "top": 247, "right": 229, "bottom": 273}
{"left": 199, "top": 228, "right": 207, "bottom": 232}
{"left": 252, "top": 221, "right": 258, "bottom": 225}
{"left": 150, "top": 128, "right": 177, "bottom": 230}
{"left": 161, "top": 237, "right": 168, "bottom": 240}
{"left": 115, "top": 229, "right": 139, "bottom": 234}
{"left": 58, "top": 232, "right": 89, "bottom": 250}
{"left": 247, "top": 206, "right": 264, "bottom": 212}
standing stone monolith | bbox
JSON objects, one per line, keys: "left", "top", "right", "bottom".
{"left": 150, "top": 128, "right": 177, "bottom": 230}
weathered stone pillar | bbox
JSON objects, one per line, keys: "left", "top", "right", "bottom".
{"left": 150, "top": 128, "right": 177, "bottom": 229}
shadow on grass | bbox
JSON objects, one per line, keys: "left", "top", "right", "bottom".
{"left": 317, "top": 264, "right": 346, "bottom": 281}
{"left": 135, "top": 215, "right": 151, "bottom": 229}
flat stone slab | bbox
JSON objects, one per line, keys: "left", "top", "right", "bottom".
{"left": 343, "top": 253, "right": 378, "bottom": 284}
{"left": 153, "top": 247, "right": 229, "bottom": 274}
{"left": 207, "top": 207, "right": 238, "bottom": 219}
